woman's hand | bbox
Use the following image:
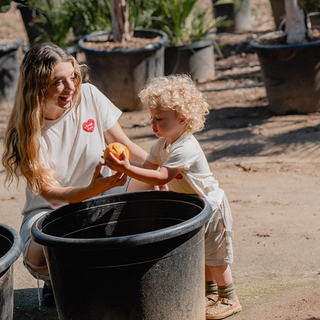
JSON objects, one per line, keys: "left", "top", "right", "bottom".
{"left": 40, "top": 162, "right": 127, "bottom": 207}
{"left": 89, "top": 162, "right": 127, "bottom": 192}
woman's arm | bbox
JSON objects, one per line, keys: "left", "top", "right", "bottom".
{"left": 40, "top": 163, "right": 127, "bottom": 208}
{"left": 104, "top": 122, "right": 148, "bottom": 164}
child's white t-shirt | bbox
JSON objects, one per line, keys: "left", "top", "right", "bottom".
{"left": 147, "top": 132, "right": 224, "bottom": 210}
{"left": 22, "top": 83, "right": 122, "bottom": 215}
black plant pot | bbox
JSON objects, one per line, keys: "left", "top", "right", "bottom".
{"left": 16, "top": 5, "right": 44, "bottom": 44}
{"left": 78, "top": 29, "right": 168, "bottom": 111}
{"left": 0, "top": 37, "right": 23, "bottom": 107}
{"left": 0, "top": 224, "right": 23, "bottom": 320}
{"left": 213, "top": 0, "right": 251, "bottom": 32}
{"left": 165, "top": 39, "right": 215, "bottom": 83}
{"left": 31, "top": 191, "right": 212, "bottom": 320}
{"left": 251, "top": 30, "right": 320, "bottom": 114}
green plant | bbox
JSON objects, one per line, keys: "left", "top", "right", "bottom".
{"left": 8, "top": 0, "right": 112, "bottom": 48}
{"left": 1, "top": 0, "right": 112, "bottom": 47}
{"left": 1, "top": 0, "right": 154, "bottom": 46}
{"left": 140, "top": 0, "right": 238, "bottom": 46}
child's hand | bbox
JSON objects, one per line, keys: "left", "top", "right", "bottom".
{"left": 104, "top": 151, "right": 130, "bottom": 174}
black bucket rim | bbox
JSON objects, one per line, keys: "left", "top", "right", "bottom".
{"left": 250, "top": 28, "right": 320, "bottom": 52}
{"left": 0, "top": 224, "right": 23, "bottom": 274}
{"left": 0, "top": 38, "right": 23, "bottom": 53}
{"left": 78, "top": 29, "right": 168, "bottom": 55}
{"left": 31, "top": 191, "right": 212, "bottom": 249}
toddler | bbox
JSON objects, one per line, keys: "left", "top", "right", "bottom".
{"left": 105, "top": 74, "right": 242, "bottom": 319}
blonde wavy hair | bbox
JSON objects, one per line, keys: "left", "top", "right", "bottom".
{"left": 139, "top": 74, "right": 209, "bottom": 134}
{"left": 2, "top": 43, "right": 83, "bottom": 194}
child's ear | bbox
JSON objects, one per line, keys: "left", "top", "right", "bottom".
{"left": 179, "top": 116, "right": 189, "bottom": 125}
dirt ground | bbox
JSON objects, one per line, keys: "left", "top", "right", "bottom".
{"left": 1, "top": 1, "right": 320, "bottom": 319}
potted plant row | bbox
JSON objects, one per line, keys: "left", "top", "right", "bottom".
{"left": 8, "top": 0, "right": 233, "bottom": 111}
{"left": 78, "top": 0, "right": 168, "bottom": 111}
{"left": 78, "top": 0, "right": 231, "bottom": 109}
{"left": 251, "top": 0, "right": 320, "bottom": 114}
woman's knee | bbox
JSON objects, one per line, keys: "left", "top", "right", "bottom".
{"left": 25, "top": 240, "right": 48, "bottom": 274}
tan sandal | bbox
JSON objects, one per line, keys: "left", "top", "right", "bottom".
{"left": 206, "top": 294, "right": 219, "bottom": 308}
{"left": 206, "top": 296, "right": 242, "bottom": 319}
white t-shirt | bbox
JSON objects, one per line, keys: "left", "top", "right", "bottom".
{"left": 22, "top": 83, "right": 122, "bottom": 215}
{"left": 147, "top": 132, "right": 224, "bottom": 210}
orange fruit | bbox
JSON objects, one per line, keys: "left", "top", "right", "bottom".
{"left": 104, "top": 142, "right": 130, "bottom": 160}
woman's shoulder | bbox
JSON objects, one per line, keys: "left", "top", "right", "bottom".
{"left": 80, "top": 82, "right": 96, "bottom": 95}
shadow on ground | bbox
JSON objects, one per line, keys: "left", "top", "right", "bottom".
{"left": 14, "top": 288, "right": 58, "bottom": 320}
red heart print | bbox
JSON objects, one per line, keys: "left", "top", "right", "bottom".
{"left": 175, "top": 173, "right": 183, "bottom": 180}
{"left": 83, "top": 119, "right": 95, "bottom": 132}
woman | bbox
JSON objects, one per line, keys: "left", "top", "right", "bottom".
{"left": 1, "top": 42, "right": 153, "bottom": 306}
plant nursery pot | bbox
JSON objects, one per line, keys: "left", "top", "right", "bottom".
{"left": 78, "top": 29, "right": 168, "bottom": 111}
{"left": 165, "top": 39, "right": 215, "bottom": 83}
{"left": 16, "top": 5, "right": 44, "bottom": 44}
{"left": 212, "top": 0, "right": 251, "bottom": 32}
{"left": 0, "top": 224, "right": 23, "bottom": 320}
{"left": 31, "top": 191, "right": 212, "bottom": 320}
{"left": 251, "top": 30, "right": 320, "bottom": 114}
{"left": 0, "top": 37, "right": 23, "bottom": 107}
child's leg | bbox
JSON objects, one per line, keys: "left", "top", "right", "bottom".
{"left": 205, "top": 197, "right": 241, "bottom": 319}
{"left": 205, "top": 264, "right": 233, "bottom": 286}
{"left": 205, "top": 264, "right": 241, "bottom": 319}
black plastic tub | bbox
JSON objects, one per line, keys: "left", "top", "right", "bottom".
{"left": 32, "top": 191, "right": 212, "bottom": 320}
{"left": 0, "top": 224, "right": 23, "bottom": 320}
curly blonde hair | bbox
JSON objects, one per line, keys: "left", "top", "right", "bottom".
{"left": 2, "top": 43, "right": 83, "bottom": 194}
{"left": 139, "top": 74, "right": 209, "bottom": 134}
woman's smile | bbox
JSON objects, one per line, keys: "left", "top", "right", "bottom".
{"left": 43, "top": 61, "right": 76, "bottom": 119}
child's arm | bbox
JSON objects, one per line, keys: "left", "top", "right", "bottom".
{"left": 105, "top": 152, "right": 181, "bottom": 186}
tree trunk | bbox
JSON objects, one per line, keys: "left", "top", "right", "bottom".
{"left": 110, "top": 0, "right": 132, "bottom": 42}
{"left": 284, "top": 0, "right": 312, "bottom": 44}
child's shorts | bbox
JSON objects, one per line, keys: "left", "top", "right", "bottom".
{"left": 205, "top": 195, "right": 234, "bottom": 266}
